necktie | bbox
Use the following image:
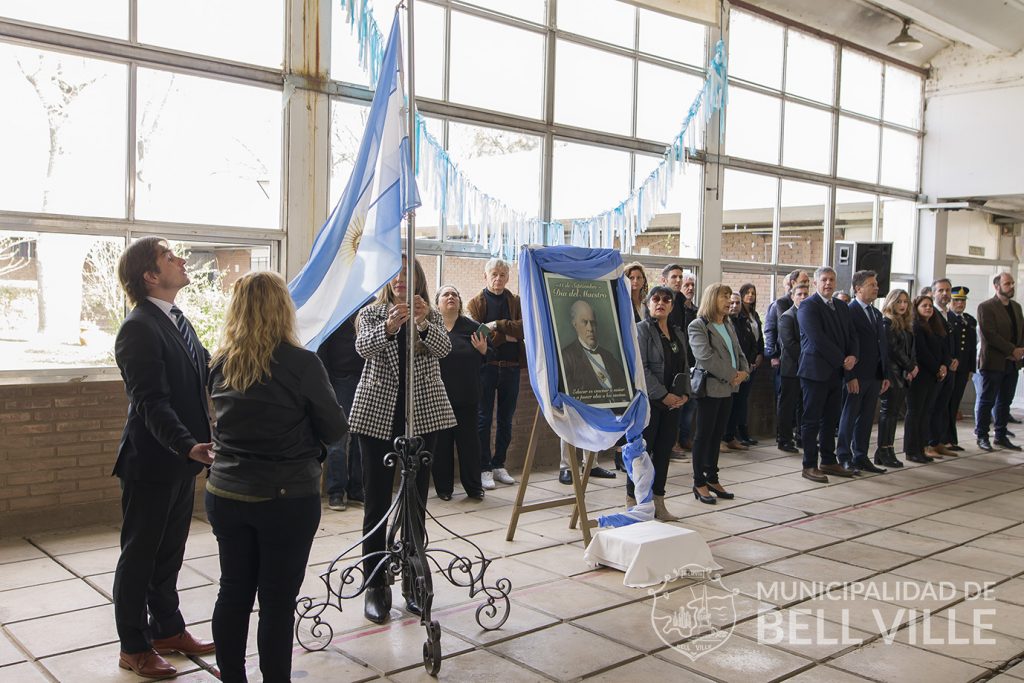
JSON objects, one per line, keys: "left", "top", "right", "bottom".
{"left": 170, "top": 305, "right": 200, "bottom": 369}
{"left": 825, "top": 298, "right": 835, "bottom": 311}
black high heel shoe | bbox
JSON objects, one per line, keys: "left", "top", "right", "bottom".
{"left": 707, "top": 484, "right": 735, "bottom": 500}
{"left": 692, "top": 486, "right": 716, "bottom": 505}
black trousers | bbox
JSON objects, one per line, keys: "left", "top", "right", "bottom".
{"left": 946, "top": 369, "right": 970, "bottom": 444}
{"left": 692, "top": 396, "right": 732, "bottom": 487}
{"left": 837, "top": 377, "right": 881, "bottom": 464}
{"left": 975, "top": 366, "right": 1018, "bottom": 440}
{"left": 723, "top": 371, "right": 754, "bottom": 441}
{"left": 433, "top": 403, "right": 484, "bottom": 498}
{"left": 877, "top": 382, "right": 906, "bottom": 452}
{"left": 777, "top": 376, "right": 802, "bottom": 445}
{"left": 113, "top": 477, "right": 194, "bottom": 654}
{"left": 929, "top": 369, "right": 956, "bottom": 446}
{"left": 905, "top": 374, "right": 939, "bottom": 456}
{"left": 359, "top": 433, "right": 435, "bottom": 588}
{"left": 800, "top": 374, "right": 843, "bottom": 469}
{"left": 627, "top": 401, "right": 680, "bottom": 498}
{"left": 206, "top": 492, "right": 320, "bottom": 683}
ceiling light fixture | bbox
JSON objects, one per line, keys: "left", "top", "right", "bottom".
{"left": 888, "top": 19, "right": 924, "bottom": 51}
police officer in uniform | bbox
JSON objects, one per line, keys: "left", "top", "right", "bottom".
{"left": 945, "top": 286, "right": 977, "bottom": 450}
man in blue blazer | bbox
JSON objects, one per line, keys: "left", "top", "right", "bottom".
{"left": 112, "top": 237, "right": 216, "bottom": 678}
{"left": 837, "top": 270, "right": 890, "bottom": 474}
{"left": 797, "top": 267, "right": 859, "bottom": 483}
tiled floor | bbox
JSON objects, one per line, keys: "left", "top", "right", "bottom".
{"left": 3, "top": 424, "right": 1024, "bottom": 682}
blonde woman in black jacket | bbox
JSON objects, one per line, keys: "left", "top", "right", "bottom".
{"left": 350, "top": 256, "right": 456, "bottom": 624}
{"left": 877, "top": 289, "right": 917, "bottom": 468}
{"left": 207, "top": 272, "right": 348, "bottom": 683}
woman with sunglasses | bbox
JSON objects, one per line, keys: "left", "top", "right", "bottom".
{"left": 632, "top": 285, "right": 691, "bottom": 520}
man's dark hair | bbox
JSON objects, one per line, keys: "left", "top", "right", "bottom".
{"left": 994, "top": 272, "right": 1012, "bottom": 287}
{"left": 661, "top": 263, "right": 684, "bottom": 277}
{"left": 851, "top": 270, "right": 877, "bottom": 292}
{"left": 118, "top": 236, "right": 167, "bottom": 307}
{"left": 932, "top": 278, "right": 952, "bottom": 289}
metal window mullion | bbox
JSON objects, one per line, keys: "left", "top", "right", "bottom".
{"left": 126, "top": 62, "right": 137, "bottom": 222}
{"left": 541, "top": 0, "right": 557, "bottom": 227}
{"left": 439, "top": 3, "right": 451, "bottom": 247}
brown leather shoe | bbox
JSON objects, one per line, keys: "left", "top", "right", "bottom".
{"left": 724, "top": 439, "right": 748, "bottom": 451}
{"left": 151, "top": 629, "right": 216, "bottom": 656}
{"left": 923, "top": 447, "right": 945, "bottom": 458}
{"left": 801, "top": 468, "right": 828, "bottom": 483}
{"left": 119, "top": 650, "right": 177, "bottom": 679}
{"left": 818, "top": 463, "right": 854, "bottom": 478}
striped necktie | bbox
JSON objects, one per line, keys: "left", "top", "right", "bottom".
{"left": 170, "top": 305, "right": 200, "bottom": 369}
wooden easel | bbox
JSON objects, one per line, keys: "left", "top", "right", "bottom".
{"left": 506, "top": 407, "right": 598, "bottom": 546}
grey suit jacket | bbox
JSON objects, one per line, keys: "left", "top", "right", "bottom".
{"left": 687, "top": 317, "right": 750, "bottom": 398}
{"left": 636, "top": 318, "right": 691, "bottom": 401}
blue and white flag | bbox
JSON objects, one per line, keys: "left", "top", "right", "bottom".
{"left": 290, "top": 12, "right": 419, "bottom": 350}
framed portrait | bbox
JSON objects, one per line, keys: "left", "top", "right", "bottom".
{"left": 543, "top": 272, "right": 635, "bottom": 409}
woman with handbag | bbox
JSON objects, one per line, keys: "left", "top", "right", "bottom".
{"left": 632, "top": 285, "right": 691, "bottom": 520}
{"left": 206, "top": 272, "right": 348, "bottom": 682}
{"left": 349, "top": 256, "right": 456, "bottom": 624}
{"left": 876, "top": 289, "right": 917, "bottom": 468}
{"left": 688, "top": 283, "right": 750, "bottom": 504}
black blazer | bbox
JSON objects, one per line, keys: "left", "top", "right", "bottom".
{"left": 764, "top": 295, "right": 793, "bottom": 360}
{"left": 948, "top": 311, "right": 978, "bottom": 374}
{"left": 914, "top": 323, "right": 952, "bottom": 376}
{"left": 113, "top": 300, "right": 211, "bottom": 481}
{"left": 778, "top": 306, "right": 801, "bottom": 378}
{"left": 884, "top": 318, "right": 916, "bottom": 389}
{"left": 847, "top": 300, "right": 889, "bottom": 383}
{"left": 797, "top": 293, "right": 858, "bottom": 382}
{"left": 732, "top": 308, "right": 765, "bottom": 364}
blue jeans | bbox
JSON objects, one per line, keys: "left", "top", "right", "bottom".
{"left": 478, "top": 364, "right": 520, "bottom": 471}
{"left": 325, "top": 374, "right": 362, "bottom": 499}
{"left": 975, "top": 367, "right": 1019, "bottom": 440}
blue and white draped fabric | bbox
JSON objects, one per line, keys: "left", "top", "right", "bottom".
{"left": 289, "top": 12, "right": 420, "bottom": 350}
{"left": 519, "top": 245, "right": 654, "bottom": 529}
{"left": 335, "top": 0, "right": 728, "bottom": 260}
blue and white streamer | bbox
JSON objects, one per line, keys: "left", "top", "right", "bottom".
{"left": 519, "top": 245, "right": 654, "bottom": 528}
{"left": 338, "top": 0, "right": 728, "bottom": 259}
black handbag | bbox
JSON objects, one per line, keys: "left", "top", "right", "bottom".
{"left": 690, "top": 366, "right": 708, "bottom": 399}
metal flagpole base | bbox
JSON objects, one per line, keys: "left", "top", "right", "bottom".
{"left": 294, "top": 435, "right": 512, "bottom": 675}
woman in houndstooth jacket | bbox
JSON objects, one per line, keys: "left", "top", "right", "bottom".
{"left": 350, "top": 256, "right": 456, "bottom": 624}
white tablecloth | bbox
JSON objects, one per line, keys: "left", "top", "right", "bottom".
{"left": 583, "top": 520, "right": 721, "bottom": 587}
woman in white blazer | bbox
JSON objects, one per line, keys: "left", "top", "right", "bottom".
{"left": 350, "top": 256, "right": 456, "bottom": 624}
{"left": 687, "top": 283, "right": 750, "bottom": 504}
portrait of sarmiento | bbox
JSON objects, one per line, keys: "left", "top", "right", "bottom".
{"left": 544, "top": 273, "right": 634, "bottom": 409}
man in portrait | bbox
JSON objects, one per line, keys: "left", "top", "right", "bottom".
{"left": 561, "top": 299, "right": 627, "bottom": 397}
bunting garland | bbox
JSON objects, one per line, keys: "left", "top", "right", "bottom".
{"left": 340, "top": 0, "right": 727, "bottom": 259}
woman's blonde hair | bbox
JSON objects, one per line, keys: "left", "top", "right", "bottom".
{"left": 372, "top": 256, "right": 429, "bottom": 307}
{"left": 623, "top": 262, "right": 649, "bottom": 302}
{"left": 881, "top": 289, "right": 911, "bottom": 332}
{"left": 697, "top": 283, "right": 732, "bottom": 323}
{"left": 211, "top": 271, "right": 299, "bottom": 392}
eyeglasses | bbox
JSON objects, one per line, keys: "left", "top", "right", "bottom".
{"left": 650, "top": 295, "right": 672, "bottom": 304}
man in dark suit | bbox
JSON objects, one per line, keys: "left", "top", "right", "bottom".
{"left": 927, "top": 278, "right": 959, "bottom": 458}
{"left": 766, "top": 270, "right": 810, "bottom": 444}
{"left": 797, "top": 267, "right": 859, "bottom": 483}
{"left": 776, "top": 282, "right": 809, "bottom": 453}
{"left": 975, "top": 272, "right": 1024, "bottom": 451}
{"left": 673, "top": 270, "right": 699, "bottom": 453}
{"left": 837, "top": 270, "right": 890, "bottom": 474}
{"left": 561, "top": 299, "right": 628, "bottom": 399}
{"left": 945, "top": 286, "right": 977, "bottom": 450}
{"left": 112, "top": 237, "right": 216, "bottom": 678}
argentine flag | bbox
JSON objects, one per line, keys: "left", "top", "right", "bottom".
{"left": 290, "top": 12, "right": 420, "bottom": 350}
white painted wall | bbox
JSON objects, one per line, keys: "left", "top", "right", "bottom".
{"left": 922, "top": 44, "right": 1024, "bottom": 199}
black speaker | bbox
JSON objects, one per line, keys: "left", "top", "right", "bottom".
{"left": 833, "top": 241, "right": 893, "bottom": 297}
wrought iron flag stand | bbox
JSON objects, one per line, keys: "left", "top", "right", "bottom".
{"left": 294, "top": 1, "right": 511, "bottom": 675}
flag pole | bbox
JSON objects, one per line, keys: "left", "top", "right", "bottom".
{"left": 404, "top": 0, "right": 417, "bottom": 439}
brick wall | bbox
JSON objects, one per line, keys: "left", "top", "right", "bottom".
{"left": 0, "top": 381, "right": 204, "bottom": 537}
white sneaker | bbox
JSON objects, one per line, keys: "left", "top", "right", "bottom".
{"left": 481, "top": 471, "right": 496, "bottom": 490}
{"left": 493, "top": 467, "right": 516, "bottom": 485}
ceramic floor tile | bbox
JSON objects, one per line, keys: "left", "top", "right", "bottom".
{"left": 513, "top": 578, "right": 632, "bottom": 620}
{"left": 889, "top": 557, "right": 1003, "bottom": 592}
{"left": 513, "top": 544, "right": 594, "bottom": 576}
{"left": 0, "top": 662, "right": 51, "bottom": 682}
{"left": 390, "top": 649, "right": 544, "bottom": 683}
{"left": 733, "top": 608, "right": 874, "bottom": 661}
{"left": 709, "top": 537, "right": 795, "bottom": 566}
{"left": 830, "top": 640, "right": 986, "bottom": 682}
{"left": 781, "top": 665, "right": 875, "bottom": 683}
{"left": 787, "top": 516, "right": 881, "bottom": 541}
{"left": 286, "top": 646, "right": 377, "bottom": 682}
{"left": 967, "top": 533, "right": 1024, "bottom": 557}
{"left": 37, "top": 641, "right": 198, "bottom": 682}
{"left": 716, "top": 568, "right": 815, "bottom": 605}
{"left": 763, "top": 555, "right": 873, "bottom": 584}
{"left": 5, "top": 604, "right": 117, "bottom": 658}
{"left": 893, "top": 610, "right": 1024, "bottom": 669}
{"left": 0, "top": 632, "right": 24, "bottom": 667}
{"left": 334, "top": 617, "right": 474, "bottom": 674}
{"left": 0, "top": 557, "right": 74, "bottom": 591}
{"left": 741, "top": 526, "right": 837, "bottom": 552}
{"left": 894, "top": 518, "right": 990, "bottom": 544}
{"left": 29, "top": 525, "right": 121, "bottom": 556}
{"left": 946, "top": 599, "right": 1024, "bottom": 639}
{"left": 809, "top": 541, "right": 917, "bottom": 572}
{"left": 854, "top": 529, "right": 957, "bottom": 556}
{"left": 726, "top": 502, "right": 808, "bottom": 524}
{"left": 927, "top": 510, "right": 1018, "bottom": 532}
{"left": 490, "top": 623, "right": 640, "bottom": 681}
{"left": 0, "top": 577, "right": 108, "bottom": 624}
{"left": 790, "top": 595, "right": 916, "bottom": 634}
{"left": 573, "top": 602, "right": 679, "bottom": 653}
{"left": 932, "top": 546, "right": 1024, "bottom": 577}
{"left": 53, "top": 545, "right": 122, "bottom": 577}
{"left": 436, "top": 600, "right": 556, "bottom": 646}
{"left": 657, "top": 632, "right": 813, "bottom": 682}
{"left": 583, "top": 655, "right": 714, "bottom": 682}
{"left": 989, "top": 578, "right": 1024, "bottom": 607}
{"left": 0, "top": 539, "right": 45, "bottom": 565}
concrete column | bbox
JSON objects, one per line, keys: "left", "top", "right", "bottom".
{"left": 916, "top": 208, "right": 948, "bottom": 289}
{"left": 283, "top": 0, "right": 332, "bottom": 279}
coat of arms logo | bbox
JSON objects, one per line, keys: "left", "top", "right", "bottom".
{"left": 649, "top": 564, "right": 738, "bottom": 660}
